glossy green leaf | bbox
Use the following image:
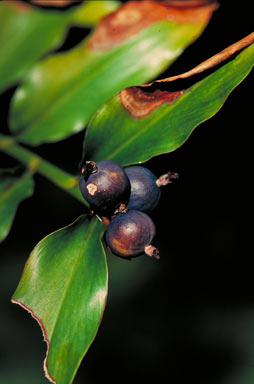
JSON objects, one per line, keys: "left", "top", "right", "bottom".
{"left": 9, "top": 1, "right": 218, "bottom": 145}
{"left": 0, "top": 169, "right": 34, "bottom": 242}
{"left": 83, "top": 39, "right": 254, "bottom": 165}
{"left": 12, "top": 215, "right": 107, "bottom": 384}
{"left": 0, "top": 1, "right": 120, "bottom": 92}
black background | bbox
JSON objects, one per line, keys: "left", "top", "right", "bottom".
{"left": 0, "top": 1, "right": 253, "bottom": 383}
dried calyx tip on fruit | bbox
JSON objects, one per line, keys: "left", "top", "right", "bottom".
{"left": 144, "top": 245, "right": 160, "bottom": 260}
{"left": 156, "top": 171, "right": 179, "bottom": 187}
{"left": 81, "top": 161, "right": 98, "bottom": 176}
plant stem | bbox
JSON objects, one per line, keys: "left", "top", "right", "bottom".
{"left": 0, "top": 135, "right": 88, "bottom": 207}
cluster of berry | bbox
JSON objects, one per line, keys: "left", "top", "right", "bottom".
{"left": 79, "top": 160, "right": 178, "bottom": 260}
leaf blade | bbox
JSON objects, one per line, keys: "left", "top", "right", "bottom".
{"left": 0, "top": 169, "right": 34, "bottom": 242}
{"left": 0, "top": 1, "right": 118, "bottom": 92}
{"left": 68, "top": 0, "right": 121, "bottom": 27}
{"left": 83, "top": 37, "right": 254, "bottom": 165}
{"left": 9, "top": 0, "right": 218, "bottom": 145}
{"left": 12, "top": 215, "right": 108, "bottom": 384}
{"left": 0, "top": 2, "right": 67, "bottom": 91}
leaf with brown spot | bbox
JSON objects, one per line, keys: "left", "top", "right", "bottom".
{"left": 9, "top": 0, "right": 218, "bottom": 145}
{"left": 89, "top": 0, "right": 218, "bottom": 51}
{"left": 83, "top": 33, "right": 254, "bottom": 165}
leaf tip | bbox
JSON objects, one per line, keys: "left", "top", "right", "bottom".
{"left": 11, "top": 298, "right": 56, "bottom": 384}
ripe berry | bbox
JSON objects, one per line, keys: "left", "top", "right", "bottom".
{"left": 79, "top": 160, "right": 130, "bottom": 215}
{"left": 125, "top": 166, "right": 160, "bottom": 212}
{"left": 105, "top": 210, "right": 159, "bottom": 259}
{"left": 125, "top": 166, "right": 178, "bottom": 212}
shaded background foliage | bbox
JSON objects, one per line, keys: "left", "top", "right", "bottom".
{"left": 0, "top": 1, "right": 253, "bottom": 383}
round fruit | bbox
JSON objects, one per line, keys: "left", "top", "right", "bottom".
{"left": 124, "top": 166, "right": 161, "bottom": 212}
{"left": 105, "top": 210, "right": 159, "bottom": 259}
{"left": 79, "top": 160, "right": 130, "bottom": 214}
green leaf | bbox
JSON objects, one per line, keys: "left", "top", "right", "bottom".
{"left": 0, "top": 1, "right": 119, "bottom": 92}
{"left": 0, "top": 169, "right": 34, "bottom": 243}
{"left": 83, "top": 35, "right": 254, "bottom": 165}
{"left": 9, "top": 0, "right": 218, "bottom": 145}
{"left": 12, "top": 215, "right": 108, "bottom": 384}
{"left": 69, "top": 0, "right": 121, "bottom": 27}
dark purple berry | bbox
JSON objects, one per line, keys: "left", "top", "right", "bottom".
{"left": 125, "top": 166, "right": 179, "bottom": 212}
{"left": 79, "top": 160, "right": 130, "bottom": 215}
{"left": 105, "top": 210, "right": 159, "bottom": 259}
{"left": 124, "top": 166, "right": 161, "bottom": 212}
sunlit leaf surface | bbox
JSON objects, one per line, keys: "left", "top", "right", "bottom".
{"left": 9, "top": 0, "right": 218, "bottom": 145}
{"left": 83, "top": 36, "right": 254, "bottom": 165}
{"left": 12, "top": 215, "right": 108, "bottom": 384}
{"left": 0, "top": 0, "right": 120, "bottom": 92}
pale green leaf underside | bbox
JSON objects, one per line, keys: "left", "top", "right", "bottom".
{"left": 10, "top": 17, "right": 212, "bottom": 145}
{"left": 0, "top": 170, "right": 34, "bottom": 242}
{"left": 12, "top": 215, "right": 107, "bottom": 384}
{"left": 84, "top": 43, "right": 254, "bottom": 165}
